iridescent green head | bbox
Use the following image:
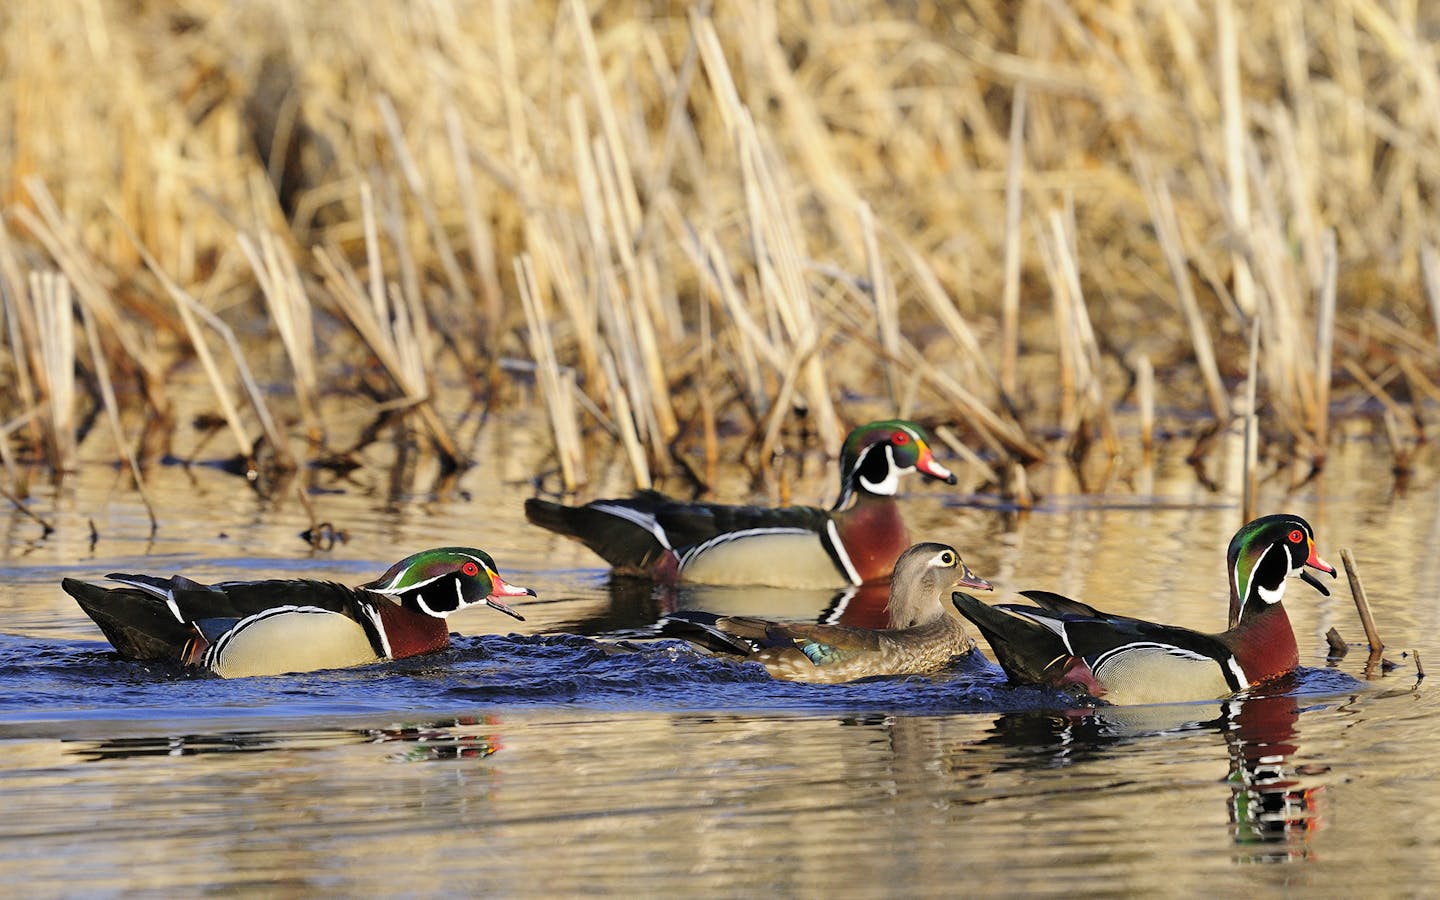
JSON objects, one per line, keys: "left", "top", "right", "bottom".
{"left": 1228, "top": 515, "right": 1336, "bottom": 623}
{"left": 834, "top": 420, "right": 957, "bottom": 509}
{"left": 361, "top": 547, "right": 533, "bottom": 620}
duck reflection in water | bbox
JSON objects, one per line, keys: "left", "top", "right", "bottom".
{"left": 63, "top": 715, "right": 505, "bottom": 764}
{"left": 661, "top": 579, "right": 893, "bottom": 627}
{"left": 971, "top": 681, "right": 1326, "bottom": 862}
{"left": 1221, "top": 684, "right": 1327, "bottom": 862}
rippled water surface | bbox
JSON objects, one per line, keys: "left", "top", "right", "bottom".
{"left": 2, "top": 431, "right": 1437, "bottom": 895}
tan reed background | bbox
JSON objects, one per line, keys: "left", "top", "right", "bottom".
{"left": 2, "top": 0, "right": 1437, "bottom": 510}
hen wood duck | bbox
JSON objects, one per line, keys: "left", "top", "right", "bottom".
{"left": 951, "top": 515, "right": 1337, "bottom": 705}
{"left": 525, "top": 420, "right": 959, "bottom": 588}
{"left": 665, "top": 542, "right": 993, "bottom": 684}
{"left": 62, "top": 547, "right": 534, "bottom": 678}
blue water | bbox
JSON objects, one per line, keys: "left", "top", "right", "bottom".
{"left": 1, "top": 437, "right": 1436, "bottom": 894}
{"left": 0, "top": 629, "right": 1373, "bottom": 726}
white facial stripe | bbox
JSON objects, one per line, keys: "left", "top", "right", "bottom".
{"left": 857, "top": 445, "right": 906, "bottom": 495}
{"left": 370, "top": 551, "right": 493, "bottom": 596}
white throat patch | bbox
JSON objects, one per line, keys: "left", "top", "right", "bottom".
{"left": 1257, "top": 580, "right": 1286, "bottom": 606}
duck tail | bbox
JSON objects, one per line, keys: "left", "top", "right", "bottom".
{"left": 62, "top": 578, "right": 192, "bottom": 661}
{"left": 658, "top": 610, "right": 754, "bottom": 658}
{"left": 524, "top": 497, "right": 674, "bottom": 574}
{"left": 951, "top": 592, "right": 1071, "bottom": 686}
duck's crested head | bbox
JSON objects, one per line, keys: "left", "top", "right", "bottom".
{"left": 835, "top": 420, "right": 956, "bottom": 508}
{"left": 361, "top": 547, "right": 533, "bottom": 620}
{"left": 1229, "top": 515, "right": 1336, "bottom": 620}
{"left": 886, "top": 541, "right": 992, "bottom": 628}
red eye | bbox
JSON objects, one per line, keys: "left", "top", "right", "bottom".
{"left": 462, "top": 561, "right": 480, "bottom": 577}
{"left": 892, "top": 432, "right": 909, "bottom": 445}
{"left": 1287, "top": 529, "right": 1304, "bottom": 544}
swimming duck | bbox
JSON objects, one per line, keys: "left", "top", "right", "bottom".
{"left": 667, "top": 542, "right": 993, "bottom": 684}
{"left": 951, "top": 515, "right": 1337, "bottom": 705}
{"left": 524, "top": 420, "right": 959, "bottom": 588}
{"left": 62, "top": 547, "right": 534, "bottom": 678}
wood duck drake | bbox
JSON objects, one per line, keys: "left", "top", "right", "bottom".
{"left": 665, "top": 542, "right": 993, "bottom": 684}
{"left": 951, "top": 515, "right": 1337, "bottom": 705}
{"left": 62, "top": 547, "right": 534, "bottom": 678}
{"left": 525, "top": 420, "right": 959, "bottom": 589}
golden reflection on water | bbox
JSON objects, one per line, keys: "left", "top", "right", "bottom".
{"left": 1, "top": 690, "right": 1434, "bottom": 895}
{"left": 0, "top": 426, "right": 1437, "bottom": 893}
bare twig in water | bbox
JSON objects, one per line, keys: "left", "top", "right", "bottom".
{"left": 294, "top": 484, "right": 346, "bottom": 550}
{"left": 0, "top": 482, "right": 53, "bottom": 536}
{"left": 1340, "top": 547, "right": 1384, "bottom": 656}
{"left": 1325, "top": 627, "right": 1348, "bottom": 659}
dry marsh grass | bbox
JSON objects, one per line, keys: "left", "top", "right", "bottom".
{"left": 2, "top": 0, "right": 1438, "bottom": 517}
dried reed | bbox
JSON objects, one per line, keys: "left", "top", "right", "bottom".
{"left": 0, "top": 1, "right": 1436, "bottom": 504}
{"left": 1240, "top": 317, "right": 1261, "bottom": 532}
{"left": 515, "top": 253, "right": 585, "bottom": 490}
{"left": 1137, "top": 354, "right": 1155, "bottom": 454}
{"left": 999, "top": 83, "right": 1027, "bottom": 402}
{"left": 237, "top": 228, "right": 320, "bottom": 436}
{"left": 112, "top": 207, "right": 293, "bottom": 471}
{"left": 28, "top": 271, "right": 76, "bottom": 472}
{"left": 1312, "top": 230, "right": 1339, "bottom": 465}
{"left": 78, "top": 298, "right": 156, "bottom": 531}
